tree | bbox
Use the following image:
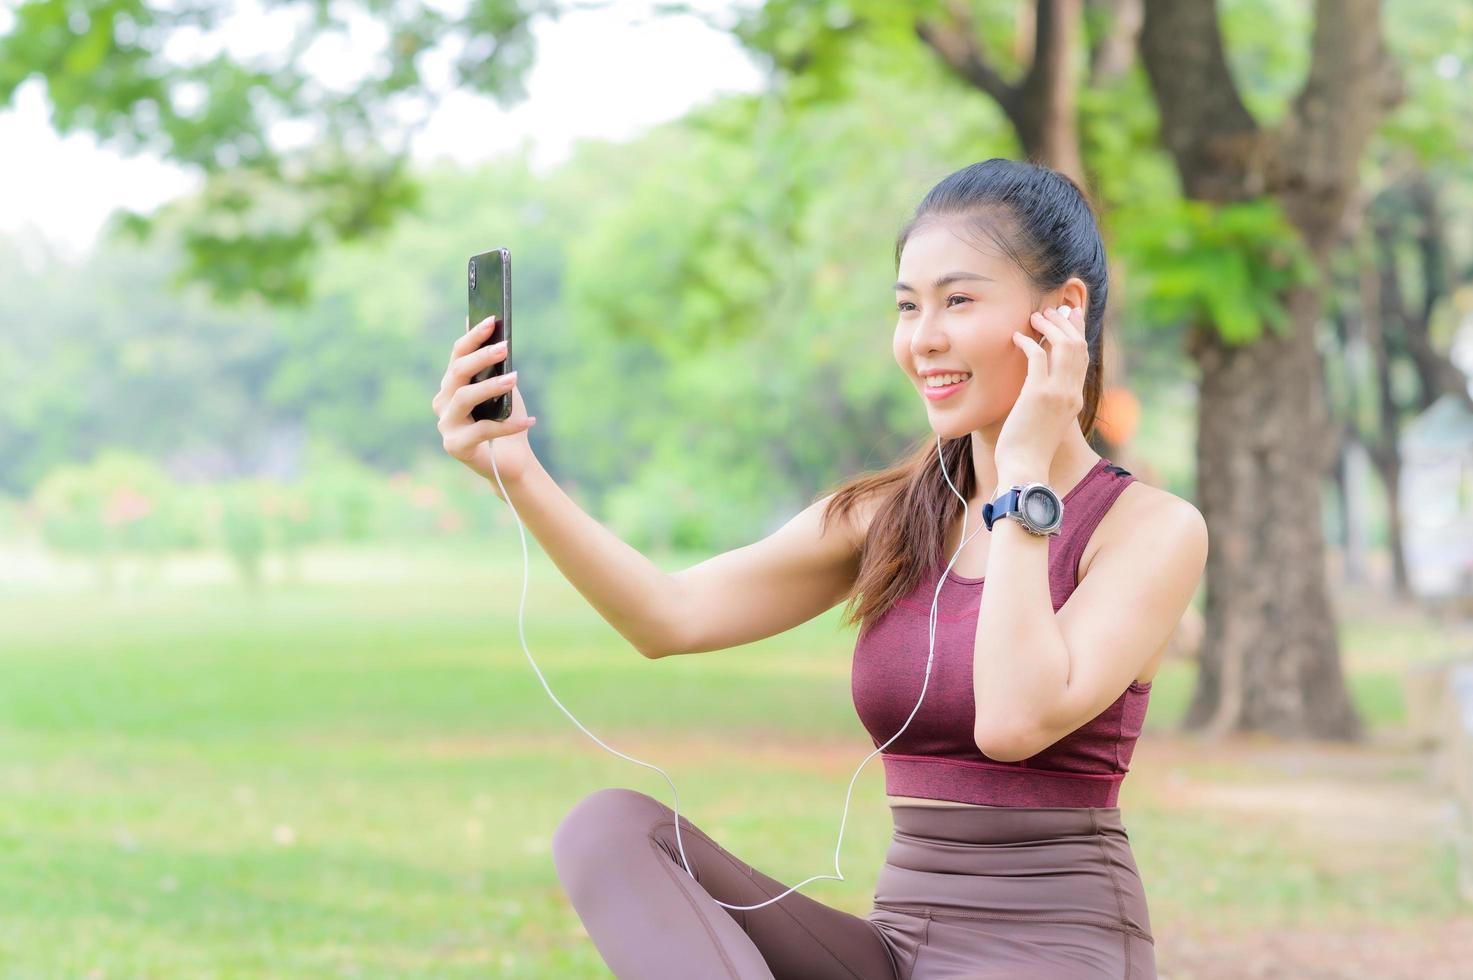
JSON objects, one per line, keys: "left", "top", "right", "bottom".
{"left": 0, "top": 0, "right": 556, "bottom": 304}
{"left": 1136, "top": 0, "right": 1402, "bottom": 737}
{"left": 1327, "top": 164, "right": 1473, "bottom": 597}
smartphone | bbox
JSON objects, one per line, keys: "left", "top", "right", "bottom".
{"left": 466, "top": 247, "right": 512, "bottom": 423}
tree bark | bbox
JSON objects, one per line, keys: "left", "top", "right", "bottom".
{"left": 1185, "top": 290, "right": 1363, "bottom": 737}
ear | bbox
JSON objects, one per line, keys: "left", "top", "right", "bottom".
{"left": 1055, "top": 277, "right": 1088, "bottom": 314}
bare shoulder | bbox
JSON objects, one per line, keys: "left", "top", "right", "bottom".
{"left": 1081, "top": 479, "right": 1207, "bottom": 580}
{"left": 817, "top": 486, "right": 889, "bottom": 559}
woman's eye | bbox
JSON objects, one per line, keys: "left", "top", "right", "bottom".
{"left": 896, "top": 296, "right": 969, "bottom": 312}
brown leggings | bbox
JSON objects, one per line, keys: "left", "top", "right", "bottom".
{"left": 551, "top": 787, "right": 1156, "bottom": 979}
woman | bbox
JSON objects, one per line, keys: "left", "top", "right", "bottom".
{"left": 433, "top": 158, "right": 1209, "bottom": 978}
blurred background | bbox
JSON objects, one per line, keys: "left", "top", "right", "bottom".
{"left": 2, "top": 0, "right": 1472, "bottom": 976}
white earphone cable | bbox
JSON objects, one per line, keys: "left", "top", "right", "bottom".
{"left": 489, "top": 430, "right": 980, "bottom": 911}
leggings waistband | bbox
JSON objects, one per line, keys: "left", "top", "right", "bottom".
{"left": 889, "top": 802, "right": 1126, "bottom": 844}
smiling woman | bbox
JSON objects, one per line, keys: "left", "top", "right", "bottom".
{"left": 548, "top": 158, "right": 1198, "bottom": 979}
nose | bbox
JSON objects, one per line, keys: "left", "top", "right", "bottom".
{"left": 909, "top": 307, "right": 949, "bottom": 360}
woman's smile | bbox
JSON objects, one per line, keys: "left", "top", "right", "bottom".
{"left": 923, "top": 375, "right": 971, "bottom": 401}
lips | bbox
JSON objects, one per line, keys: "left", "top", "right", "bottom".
{"left": 922, "top": 375, "right": 970, "bottom": 401}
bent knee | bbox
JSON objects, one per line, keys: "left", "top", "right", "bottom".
{"left": 552, "top": 787, "right": 670, "bottom": 867}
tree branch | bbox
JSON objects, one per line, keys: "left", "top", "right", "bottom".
{"left": 1086, "top": 0, "right": 1142, "bottom": 84}
{"left": 1272, "top": 0, "right": 1404, "bottom": 249}
{"left": 914, "top": 0, "right": 1023, "bottom": 124}
{"left": 1138, "top": 0, "right": 1262, "bottom": 201}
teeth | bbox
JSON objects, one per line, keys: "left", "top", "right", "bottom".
{"left": 925, "top": 373, "right": 971, "bottom": 387}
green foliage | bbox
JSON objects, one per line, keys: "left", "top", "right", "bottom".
{"left": 31, "top": 450, "right": 188, "bottom": 557}
{"left": 217, "top": 479, "right": 269, "bottom": 586}
{"left": 1076, "top": 65, "right": 1177, "bottom": 213}
{"left": 1112, "top": 197, "right": 1317, "bottom": 344}
{"left": 729, "top": 0, "right": 1028, "bottom": 114}
{"left": 542, "top": 39, "right": 1017, "bottom": 546}
{"left": 1216, "top": 0, "right": 1313, "bottom": 125}
{"left": 133, "top": 153, "right": 425, "bottom": 305}
{"left": 1378, "top": 2, "right": 1473, "bottom": 167}
{"left": 19, "top": 441, "right": 507, "bottom": 587}
{"left": 0, "top": 0, "right": 544, "bottom": 306}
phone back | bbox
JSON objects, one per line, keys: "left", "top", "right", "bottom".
{"left": 467, "top": 248, "right": 511, "bottom": 422}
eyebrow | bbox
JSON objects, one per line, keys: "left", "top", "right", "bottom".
{"left": 893, "top": 271, "right": 994, "bottom": 292}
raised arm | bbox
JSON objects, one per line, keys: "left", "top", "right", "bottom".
{"left": 436, "top": 315, "right": 872, "bottom": 661}
{"left": 437, "top": 316, "right": 686, "bottom": 661}
{"left": 655, "top": 491, "right": 873, "bottom": 659}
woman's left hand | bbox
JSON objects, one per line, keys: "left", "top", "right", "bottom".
{"left": 993, "top": 304, "right": 1090, "bottom": 480}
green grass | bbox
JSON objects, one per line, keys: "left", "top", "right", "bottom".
{"left": 0, "top": 540, "right": 1464, "bottom": 976}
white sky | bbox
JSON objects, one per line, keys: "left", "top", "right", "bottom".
{"left": 0, "top": 0, "right": 765, "bottom": 260}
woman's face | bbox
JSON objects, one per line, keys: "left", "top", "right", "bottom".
{"left": 892, "top": 220, "right": 1038, "bottom": 439}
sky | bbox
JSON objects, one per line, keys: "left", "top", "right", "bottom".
{"left": 0, "top": 0, "right": 766, "bottom": 261}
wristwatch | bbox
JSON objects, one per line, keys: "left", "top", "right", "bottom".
{"left": 982, "top": 481, "right": 1064, "bottom": 536}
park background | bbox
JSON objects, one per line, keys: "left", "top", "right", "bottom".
{"left": 3, "top": 0, "right": 1473, "bottom": 976}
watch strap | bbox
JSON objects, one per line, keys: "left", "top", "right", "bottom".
{"left": 981, "top": 488, "right": 1019, "bottom": 531}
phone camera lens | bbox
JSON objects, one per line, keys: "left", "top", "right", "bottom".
{"left": 469, "top": 259, "right": 476, "bottom": 289}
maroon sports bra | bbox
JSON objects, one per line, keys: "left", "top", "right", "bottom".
{"left": 850, "top": 457, "right": 1150, "bottom": 807}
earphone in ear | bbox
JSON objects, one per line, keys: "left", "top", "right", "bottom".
{"left": 490, "top": 431, "right": 977, "bottom": 910}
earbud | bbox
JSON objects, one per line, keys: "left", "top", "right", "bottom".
{"left": 1058, "top": 305, "right": 1072, "bottom": 317}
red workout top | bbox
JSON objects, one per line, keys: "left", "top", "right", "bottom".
{"left": 850, "top": 457, "right": 1151, "bottom": 808}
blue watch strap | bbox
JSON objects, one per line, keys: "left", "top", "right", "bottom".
{"left": 981, "top": 488, "right": 1020, "bottom": 531}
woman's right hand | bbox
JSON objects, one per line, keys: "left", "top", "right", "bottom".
{"left": 434, "top": 314, "right": 538, "bottom": 495}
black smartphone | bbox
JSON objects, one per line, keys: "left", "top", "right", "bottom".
{"left": 467, "top": 248, "right": 512, "bottom": 423}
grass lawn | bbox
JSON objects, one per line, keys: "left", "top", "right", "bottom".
{"left": 1, "top": 539, "right": 1467, "bottom": 977}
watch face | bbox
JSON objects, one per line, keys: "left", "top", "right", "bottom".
{"left": 1022, "top": 487, "right": 1060, "bottom": 528}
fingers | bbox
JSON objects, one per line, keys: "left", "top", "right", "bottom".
{"left": 452, "top": 337, "right": 508, "bottom": 379}
{"left": 1029, "top": 307, "right": 1087, "bottom": 370}
{"left": 446, "top": 370, "right": 518, "bottom": 418}
{"left": 1012, "top": 330, "right": 1047, "bottom": 381}
{"left": 436, "top": 339, "right": 508, "bottom": 403}
{"left": 1028, "top": 308, "right": 1077, "bottom": 347}
{"left": 442, "top": 416, "right": 532, "bottom": 457}
{"left": 1039, "top": 305, "right": 1085, "bottom": 344}
{"left": 450, "top": 315, "right": 499, "bottom": 362}
{"left": 434, "top": 310, "right": 507, "bottom": 415}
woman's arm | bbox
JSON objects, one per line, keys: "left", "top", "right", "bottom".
{"left": 494, "top": 457, "right": 690, "bottom": 660}
{"left": 657, "top": 491, "right": 872, "bottom": 658}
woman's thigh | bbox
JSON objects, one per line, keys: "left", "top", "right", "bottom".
{"left": 551, "top": 787, "right": 900, "bottom": 980}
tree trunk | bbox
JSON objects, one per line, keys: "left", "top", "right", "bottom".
{"left": 1329, "top": 434, "right": 1359, "bottom": 586}
{"left": 1184, "top": 285, "right": 1363, "bottom": 738}
{"left": 1365, "top": 226, "right": 1412, "bottom": 597}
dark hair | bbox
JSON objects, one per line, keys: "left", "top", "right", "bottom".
{"left": 818, "top": 158, "right": 1111, "bottom": 639}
